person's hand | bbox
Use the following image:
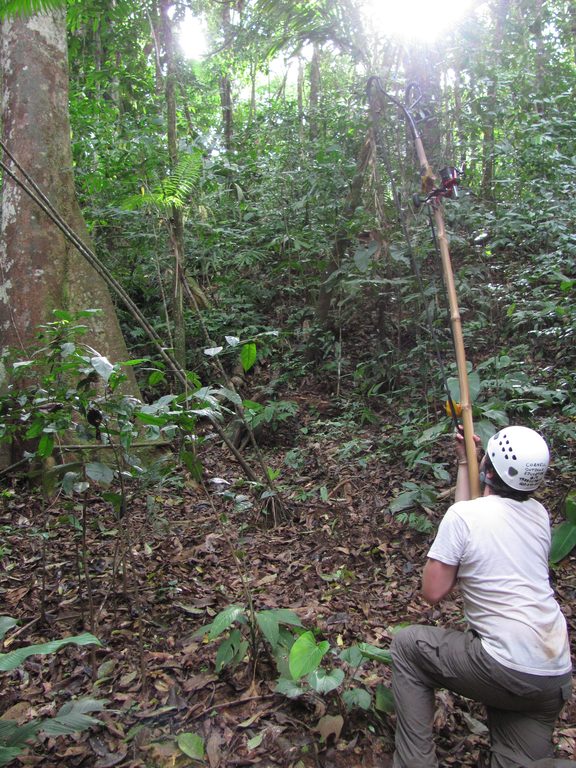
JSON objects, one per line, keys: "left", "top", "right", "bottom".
{"left": 454, "top": 425, "right": 482, "bottom": 465}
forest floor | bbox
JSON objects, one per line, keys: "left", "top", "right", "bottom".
{"left": 1, "top": 386, "right": 576, "bottom": 768}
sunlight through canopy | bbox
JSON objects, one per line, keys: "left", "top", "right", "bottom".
{"left": 363, "top": 0, "right": 476, "bottom": 41}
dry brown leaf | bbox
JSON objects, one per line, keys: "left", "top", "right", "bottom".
{"left": 182, "top": 673, "right": 218, "bottom": 693}
{"left": 0, "top": 701, "right": 33, "bottom": 721}
{"left": 316, "top": 714, "right": 344, "bottom": 743}
{"left": 206, "top": 730, "right": 224, "bottom": 768}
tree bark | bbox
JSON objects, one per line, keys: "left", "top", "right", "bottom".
{"left": 0, "top": 9, "right": 136, "bottom": 384}
{"left": 309, "top": 44, "right": 321, "bottom": 142}
{"left": 160, "top": 0, "right": 186, "bottom": 368}
{"left": 480, "top": 0, "right": 510, "bottom": 199}
{"left": 219, "top": 0, "right": 233, "bottom": 152}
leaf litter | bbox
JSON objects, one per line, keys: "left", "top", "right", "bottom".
{"left": 1, "top": 392, "right": 575, "bottom": 767}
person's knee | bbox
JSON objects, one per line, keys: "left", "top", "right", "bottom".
{"left": 391, "top": 625, "right": 422, "bottom": 661}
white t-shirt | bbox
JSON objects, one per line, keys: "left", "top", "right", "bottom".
{"left": 428, "top": 494, "right": 572, "bottom": 675}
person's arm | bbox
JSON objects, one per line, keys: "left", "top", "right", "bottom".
{"left": 455, "top": 460, "right": 472, "bottom": 502}
{"left": 454, "top": 427, "right": 482, "bottom": 502}
{"left": 422, "top": 558, "right": 459, "bottom": 604}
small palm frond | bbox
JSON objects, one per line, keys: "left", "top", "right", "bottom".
{"left": 0, "top": 0, "right": 67, "bottom": 20}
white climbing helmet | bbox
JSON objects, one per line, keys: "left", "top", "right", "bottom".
{"left": 486, "top": 426, "right": 550, "bottom": 491}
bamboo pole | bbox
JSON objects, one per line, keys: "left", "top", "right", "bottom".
{"left": 432, "top": 207, "right": 480, "bottom": 497}
{"left": 412, "top": 139, "right": 480, "bottom": 498}
{"left": 364, "top": 79, "right": 481, "bottom": 495}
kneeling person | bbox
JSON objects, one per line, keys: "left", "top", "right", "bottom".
{"left": 391, "top": 426, "right": 572, "bottom": 768}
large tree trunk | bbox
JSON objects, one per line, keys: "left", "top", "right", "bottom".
{"left": 309, "top": 44, "right": 321, "bottom": 142}
{"left": 0, "top": 10, "right": 135, "bottom": 381}
{"left": 160, "top": 0, "right": 186, "bottom": 368}
{"left": 219, "top": 0, "right": 233, "bottom": 152}
{"left": 480, "top": 0, "right": 509, "bottom": 199}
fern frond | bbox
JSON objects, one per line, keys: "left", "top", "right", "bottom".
{"left": 121, "top": 151, "right": 203, "bottom": 213}
{"left": 0, "top": 0, "right": 67, "bottom": 20}
{"left": 159, "top": 152, "right": 203, "bottom": 207}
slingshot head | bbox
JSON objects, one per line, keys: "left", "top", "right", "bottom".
{"left": 439, "top": 166, "right": 461, "bottom": 199}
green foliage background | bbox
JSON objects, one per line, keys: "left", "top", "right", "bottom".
{"left": 5, "top": 0, "right": 576, "bottom": 479}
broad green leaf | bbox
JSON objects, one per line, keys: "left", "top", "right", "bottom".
{"left": 339, "top": 645, "right": 363, "bottom": 667}
{"left": 416, "top": 422, "right": 448, "bottom": 446}
{"left": 177, "top": 732, "right": 205, "bottom": 760}
{"left": 389, "top": 490, "right": 418, "bottom": 513}
{"left": 288, "top": 631, "right": 329, "bottom": 680}
{"left": 374, "top": 683, "right": 395, "bottom": 713}
{"left": 240, "top": 343, "right": 257, "bottom": 373}
{"left": 215, "top": 630, "right": 248, "bottom": 672}
{"left": 85, "top": 462, "right": 114, "bottom": 486}
{"left": 208, "top": 605, "right": 246, "bottom": 640}
{"left": 0, "top": 746, "right": 23, "bottom": 767}
{"left": 275, "top": 677, "right": 305, "bottom": 698}
{"left": 354, "top": 243, "right": 377, "bottom": 273}
{"left": 307, "top": 668, "right": 344, "bottom": 693}
{"left": 41, "top": 698, "right": 107, "bottom": 736}
{"left": 3, "top": 719, "right": 42, "bottom": 745}
{"left": 0, "top": 633, "right": 101, "bottom": 672}
{"left": 147, "top": 370, "right": 165, "bottom": 386}
{"left": 357, "top": 642, "right": 392, "bottom": 664}
{"left": 550, "top": 521, "right": 576, "bottom": 564}
{"left": 268, "top": 609, "right": 303, "bottom": 628}
{"left": 475, "top": 419, "right": 500, "bottom": 448}
{"left": 215, "top": 633, "right": 237, "bottom": 672}
{"left": 242, "top": 399, "right": 262, "bottom": 412}
{"left": 51, "top": 309, "right": 73, "bottom": 320}
{"left": 0, "top": 616, "right": 18, "bottom": 643}
{"left": 342, "top": 687, "right": 371, "bottom": 711}
{"left": 118, "top": 358, "right": 149, "bottom": 366}
{"left": 218, "top": 387, "right": 242, "bottom": 406}
{"left": 0, "top": 718, "right": 41, "bottom": 749}
{"left": 102, "top": 492, "right": 123, "bottom": 515}
{"left": 135, "top": 412, "right": 167, "bottom": 426}
{"left": 565, "top": 493, "right": 576, "bottom": 526}
{"left": 34, "top": 716, "right": 87, "bottom": 740}
{"left": 37, "top": 432, "right": 54, "bottom": 458}
{"left": 181, "top": 451, "right": 203, "bottom": 481}
{"left": 447, "top": 372, "right": 481, "bottom": 403}
{"left": 25, "top": 420, "right": 44, "bottom": 439}
{"left": 256, "top": 611, "right": 280, "bottom": 650}
{"left": 61, "top": 471, "right": 80, "bottom": 495}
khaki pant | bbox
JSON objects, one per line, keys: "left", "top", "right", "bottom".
{"left": 390, "top": 626, "right": 572, "bottom": 768}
